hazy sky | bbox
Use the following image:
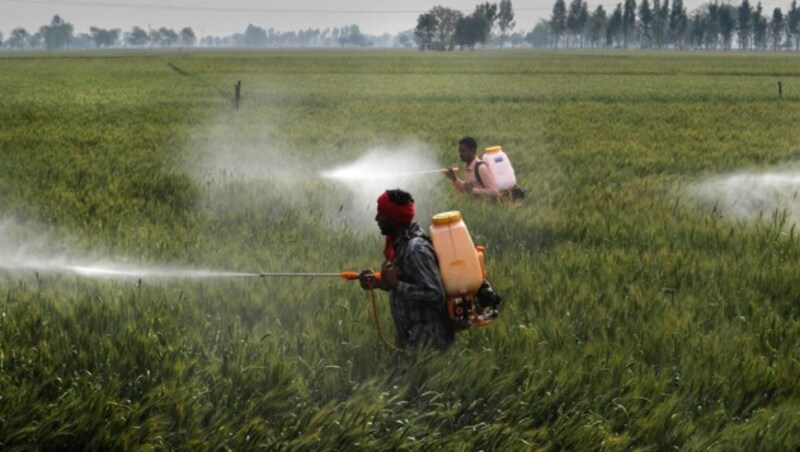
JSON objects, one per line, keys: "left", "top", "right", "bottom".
{"left": 0, "top": 0, "right": 790, "bottom": 37}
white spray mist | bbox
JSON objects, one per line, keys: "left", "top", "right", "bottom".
{"left": 0, "top": 216, "right": 257, "bottom": 280}
{"left": 187, "top": 116, "right": 446, "bottom": 232}
{"left": 319, "top": 145, "right": 446, "bottom": 230}
{"left": 691, "top": 169, "right": 800, "bottom": 225}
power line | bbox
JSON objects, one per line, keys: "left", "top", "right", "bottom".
{"left": 3, "top": 0, "right": 556, "bottom": 14}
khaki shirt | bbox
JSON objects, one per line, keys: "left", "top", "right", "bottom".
{"left": 451, "top": 157, "right": 499, "bottom": 197}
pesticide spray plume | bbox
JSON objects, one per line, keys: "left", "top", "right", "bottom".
{"left": 316, "top": 146, "right": 447, "bottom": 230}
{"left": 0, "top": 216, "right": 376, "bottom": 282}
{"left": 187, "top": 114, "right": 445, "bottom": 232}
{"left": 0, "top": 258, "right": 260, "bottom": 280}
{"left": 691, "top": 167, "right": 800, "bottom": 226}
{"left": 318, "top": 146, "right": 445, "bottom": 185}
{"left": 1, "top": 259, "right": 373, "bottom": 282}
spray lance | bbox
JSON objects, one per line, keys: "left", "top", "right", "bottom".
{"left": 253, "top": 271, "right": 378, "bottom": 281}
{"left": 321, "top": 167, "right": 459, "bottom": 181}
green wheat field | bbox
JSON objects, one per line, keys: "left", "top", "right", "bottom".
{"left": 2, "top": 50, "right": 800, "bottom": 449}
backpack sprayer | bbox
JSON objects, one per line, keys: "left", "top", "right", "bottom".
{"left": 429, "top": 211, "right": 501, "bottom": 330}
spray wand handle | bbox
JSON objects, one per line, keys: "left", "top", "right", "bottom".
{"left": 339, "top": 271, "right": 381, "bottom": 281}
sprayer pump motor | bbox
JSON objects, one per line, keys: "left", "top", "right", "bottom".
{"left": 448, "top": 281, "right": 502, "bottom": 330}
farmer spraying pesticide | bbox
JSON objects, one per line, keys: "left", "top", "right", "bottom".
{"left": 358, "top": 189, "right": 455, "bottom": 351}
{"left": 445, "top": 137, "right": 500, "bottom": 199}
{"left": 445, "top": 137, "right": 525, "bottom": 201}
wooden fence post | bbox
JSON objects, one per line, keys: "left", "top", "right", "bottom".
{"left": 778, "top": 81, "right": 783, "bottom": 99}
{"left": 235, "top": 81, "right": 242, "bottom": 109}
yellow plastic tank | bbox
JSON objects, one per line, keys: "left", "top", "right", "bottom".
{"left": 430, "top": 211, "right": 483, "bottom": 297}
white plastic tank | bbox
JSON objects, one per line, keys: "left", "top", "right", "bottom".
{"left": 482, "top": 146, "right": 517, "bottom": 191}
{"left": 430, "top": 211, "right": 483, "bottom": 298}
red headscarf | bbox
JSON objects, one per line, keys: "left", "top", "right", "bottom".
{"left": 377, "top": 191, "right": 415, "bottom": 261}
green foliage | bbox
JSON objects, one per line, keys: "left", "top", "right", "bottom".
{"left": 1, "top": 50, "right": 800, "bottom": 448}
{"left": 38, "top": 15, "right": 74, "bottom": 50}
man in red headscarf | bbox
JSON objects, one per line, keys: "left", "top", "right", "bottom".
{"left": 359, "top": 189, "right": 454, "bottom": 350}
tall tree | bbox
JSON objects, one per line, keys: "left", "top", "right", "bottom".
{"left": 705, "top": 2, "right": 720, "bottom": 49}
{"left": 244, "top": 24, "right": 267, "bottom": 47}
{"left": 126, "top": 26, "right": 148, "bottom": 47}
{"left": 414, "top": 13, "right": 438, "bottom": 50}
{"left": 669, "top": 0, "right": 688, "bottom": 49}
{"left": 607, "top": 3, "right": 624, "bottom": 47}
{"left": 653, "top": 0, "right": 670, "bottom": 48}
{"left": 589, "top": 5, "right": 608, "bottom": 48}
{"left": 579, "top": 0, "right": 590, "bottom": 45}
{"left": 689, "top": 12, "right": 707, "bottom": 49}
{"left": 498, "top": 0, "right": 516, "bottom": 47}
{"left": 338, "top": 25, "right": 368, "bottom": 47}
{"left": 622, "top": 0, "right": 637, "bottom": 48}
{"left": 567, "top": 0, "right": 585, "bottom": 47}
{"left": 738, "top": 0, "right": 753, "bottom": 49}
{"left": 89, "top": 27, "right": 120, "bottom": 48}
{"left": 455, "top": 12, "right": 490, "bottom": 49}
{"left": 431, "top": 6, "right": 463, "bottom": 50}
{"left": 770, "top": 7, "right": 785, "bottom": 49}
{"left": 639, "top": 0, "right": 654, "bottom": 48}
{"left": 476, "top": 2, "right": 500, "bottom": 36}
{"left": 787, "top": 0, "right": 800, "bottom": 50}
{"left": 753, "top": 2, "right": 768, "bottom": 49}
{"left": 180, "top": 27, "right": 196, "bottom": 47}
{"left": 8, "top": 28, "right": 29, "bottom": 50}
{"left": 39, "top": 15, "right": 73, "bottom": 50}
{"left": 474, "top": 3, "right": 497, "bottom": 46}
{"left": 158, "top": 28, "right": 179, "bottom": 47}
{"left": 550, "top": 0, "right": 568, "bottom": 48}
{"left": 718, "top": 5, "right": 736, "bottom": 50}
{"left": 525, "top": 20, "right": 551, "bottom": 47}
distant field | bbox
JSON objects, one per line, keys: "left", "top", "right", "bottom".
{"left": 1, "top": 50, "right": 800, "bottom": 449}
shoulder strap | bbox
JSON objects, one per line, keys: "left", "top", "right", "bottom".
{"left": 474, "top": 161, "right": 486, "bottom": 187}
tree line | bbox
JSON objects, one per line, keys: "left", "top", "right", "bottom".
{"left": 5, "top": 1, "right": 798, "bottom": 51}
{"left": 2, "top": 16, "right": 197, "bottom": 50}
{"left": 413, "top": 1, "right": 517, "bottom": 50}
{"left": 1, "top": 16, "right": 379, "bottom": 50}
{"left": 534, "top": 0, "right": 800, "bottom": 49}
